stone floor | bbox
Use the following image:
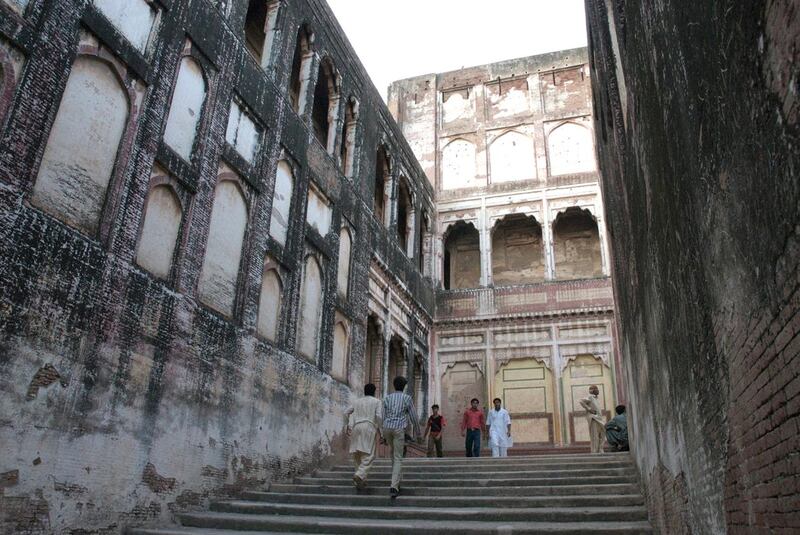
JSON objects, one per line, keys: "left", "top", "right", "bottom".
{"left": 128, "top": 452, "right": 652, "bottom": 534}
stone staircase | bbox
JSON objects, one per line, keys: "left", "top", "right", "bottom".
{"left": 128, "top": 452, "right": 652, "bottom": 534}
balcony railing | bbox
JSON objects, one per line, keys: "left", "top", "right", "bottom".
{"left": 435, "top": 277, "right": 614, "bottom": 321}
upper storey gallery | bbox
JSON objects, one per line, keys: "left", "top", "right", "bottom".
{"left": 388, "top": 48, "right": 597, "bottom": 193}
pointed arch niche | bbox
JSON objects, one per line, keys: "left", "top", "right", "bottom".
{"left": 491, "top": 214, "right": 545, "bottom": 285}
{"left": 552, "top": 207, "right": 603, "bottom": 280}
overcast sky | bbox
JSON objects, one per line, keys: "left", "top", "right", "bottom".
{"left": 325, "top": 0, "right": 589, "bottom": 101}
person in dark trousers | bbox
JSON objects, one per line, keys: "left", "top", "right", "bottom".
{"left": 424, "top": 404, "right": 446, "bottom": 457}
{"left": 460, "top": 398, "right": 485, "bottom": 457}
{"left": 605, "top": 405, "right": 629, "bottom": 451}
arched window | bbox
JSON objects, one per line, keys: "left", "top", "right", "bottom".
{"left": 489, "top": 131, "right": 535, "bottom": 183}
{"left": 396, "top": 176, "right": 413, "bottom": 255}
{"left": 288, "top": 25, "right": 313, "bottom": 114}
{"left": 257, "top": 266, "right": 282, "bottom": 341}
{"left": 244, "top": 0, "right": 280, "bottom": 67}
{"left": 331, "top": 320, "right": 349, "bottom": 382}
{"left": 552, "top": 208, "right": 603, "bottom": 279}
{"left": 225, "top": 98, "right": 261, "bottom": 163}
{"left": 198, "top": 174, "right": 248, "bottom": 316}
{"left": 491, "top": 214, "right": 544, "bottom": 285}
{"left": 547, "top": 122, "right": 595, "bottom": 176}
{"left": 311, "top": 58, "right": 339, "bottom": 152}
{"left": 441, "top": 138, "right": 476, "bottom": 189}
{"left": 135, "top": 183, "right": 182, "bottom": 279}
{"left": 443, "top": 221, "right": 480, "bottom": 290}
{"left": 339, "top": 97, "right": 358, "bottom": 177}
{"left": 374, "top": 145, "right": 389, "bottom": 224}
{"left": 163, "top": 55, "right": 207, "bottom": 161}
{"left": 298, "top": 255, "right": 323, "bottom": 359}
{"left": 93, "top": 0, "right": 157, "bottom": 52}
{"left": 337, "top": 227, "right": 352, "bottom": 298}
{"left": 33, "top": 56, "right": 130, "bottom": 235}
{"left": 269, "top": 159, "right": 294, "bottom": 246}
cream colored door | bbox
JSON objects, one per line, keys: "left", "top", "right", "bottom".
{"left": 441, "top": 362, "right": 484, "bottom": 451}
{"left": 494, "top": 359, "right": 557, "bottom": 445}
{"left": 562, "top": 354, "right": 614, "bottom": 444}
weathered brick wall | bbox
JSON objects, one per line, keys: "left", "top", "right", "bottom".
{"left": 0, "top": 0, "right": 434, "bottom": 533}
{"left": 585, "top": 0, "right": 799, "bottom": 532}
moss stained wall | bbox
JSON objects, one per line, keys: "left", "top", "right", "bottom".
{"left": 585, "top": 0, "right": 800, "bottom": 533}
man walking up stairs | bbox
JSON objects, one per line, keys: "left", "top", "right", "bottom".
{"left": 128, "top": 452, "right": 653, "bottom": 534}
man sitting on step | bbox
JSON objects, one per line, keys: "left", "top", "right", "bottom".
{"left": 605, "top": 404, "right": 629, "bottom": 452}
{"left": 347, "top": 383, "right": 383, "bottom": 490}
{"left": 381, "top": 376, "right": 421, "bottom": 498}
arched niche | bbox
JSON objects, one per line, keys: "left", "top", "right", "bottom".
{"left": 441, "top": 138, "right": 476, "bottom": 190}
{"left": 135, "top": 183, "right": 183, "bottom": 279}
{"left": 269, "top": 159, "right": 294, "bottom": 246}
{"left": 163, "top": 55, "right": 207, "bottom": 161}
{"left": 257, "top": 265, "right": 282, "bottom": 341}
{"left": 491, "top": 214, "right": 545, "bottom": 285}
{"left": 336, "top": 227, "right": 352, "bottom": 298}
{"left": 33, "top": 55, "right": 130, "bottom": 235}
{"left": 298, "top": 255, "right": 323, "bottom": 359}
{"left": 489, "top": 130, "right": 535, "bottom": 183}
{"left": 198, "top": 175, "right": 248, "bottom": 316}
{"left": 547, "top": 122, "right": 595, "bottom": 176}
{"left": 552, "top": 207, "right": 603, "bottom": 280}
{"left": 443, "top": 221, "right": 480, "bottom": 290}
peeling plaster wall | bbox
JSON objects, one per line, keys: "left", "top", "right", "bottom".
{"left": 0, "top": 0, "right": 434, "bottom": 533}
{"left": 586, "top": 0, "right": 800, "bottom": 533}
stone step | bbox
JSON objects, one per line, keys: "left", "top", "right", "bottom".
{"left": 297, "top": 474, "right": 638, "bottom": 487}
{"left": 316, "top": 466, "right": 636, "bottom": 479}
{"left": 209, "top": 501, "right": 650, "bottom": 522}
{"left": 242, "top": 491, "right": 646, "bottom": 508}
{"left": 366, "top": 453, "right": 630, "bottom": 464}
{"left": 328, "top": 459, "right": 633, "bottom": 472}
{"left": 268, "top": 482, "right": 642, "bottom": 496}
{"left": 176, "top": 512, "right": 653, "bottom": 534}
{"left": 130, "top": 530, "right": 328, "bottom": 535}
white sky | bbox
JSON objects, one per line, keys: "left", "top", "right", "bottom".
{"left": 325, "top": 0, "right": 589, "bottom": 101}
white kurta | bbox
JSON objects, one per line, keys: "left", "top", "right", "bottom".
{"left": 486, "top": 408, "right": 511, "bottom": 448}
{"left": 348, "top": 396, "right": 382, "bottom": 454}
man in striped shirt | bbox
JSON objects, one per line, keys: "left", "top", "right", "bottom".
{"left": 382, "top": 376, "right": 421, "bottom": 498}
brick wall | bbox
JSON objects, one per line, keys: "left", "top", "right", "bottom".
{"left": 585, "top": 0, "right": 800, "bottom": 532}
{"left": 0, "top": 0, "right": 434, "bottom": 532}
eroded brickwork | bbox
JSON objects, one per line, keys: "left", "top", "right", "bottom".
{"left": 0, "top": 0, "right": 433, "bottom": 532}
{"left": 586, "top": 0, "right": 800, "bottom": 532}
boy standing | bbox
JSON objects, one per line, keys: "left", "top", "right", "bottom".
{"left": 460, "top": 398, "right": 485, "bottom": 457}
{"left": 424, "top": 404, "right": 446, "bottom": 457}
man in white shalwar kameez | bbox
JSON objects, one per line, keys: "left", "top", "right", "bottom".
{"left": 486, "top": 398, "right": 512, "bottom": 457}
{"left": 579, "top": 384, "right": 606, "bottom": 453}
{"left": 347, "top": 383, "right": 382, "bottom": 489}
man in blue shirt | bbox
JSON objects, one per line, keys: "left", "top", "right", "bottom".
{"left": 382, "top": 376, "right": 420, "bottom": 498}
{"left": 605, "top": 405, "right": 629, "bottom": 451}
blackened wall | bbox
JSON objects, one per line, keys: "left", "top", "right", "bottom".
{"left": 585, "top": 0, "right": 799, "bottom": 533}
{"left": 0, "top": 0, "right": 434, "bottom": 533}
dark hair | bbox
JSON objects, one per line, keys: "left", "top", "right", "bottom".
{"left": 393, "top": 376, "right": 407, "bottom": 391}
{"left": 431, "top": 404, "right": 439, "bottom": 410}
{"left": 493, "top": 398, "right": 502, "bottom": 404}
{"left": 615, "top": 405, "right": 626, "bottom": 415}
{"left": 364, "top": 383, "right": 376, "bottom": 396}
{"left": 470, "top": 398, "right": 479, "bottom": 403}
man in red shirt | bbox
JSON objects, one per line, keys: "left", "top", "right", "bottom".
{"left": 460, "top": 398, "right": 485, "bottom": 457}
